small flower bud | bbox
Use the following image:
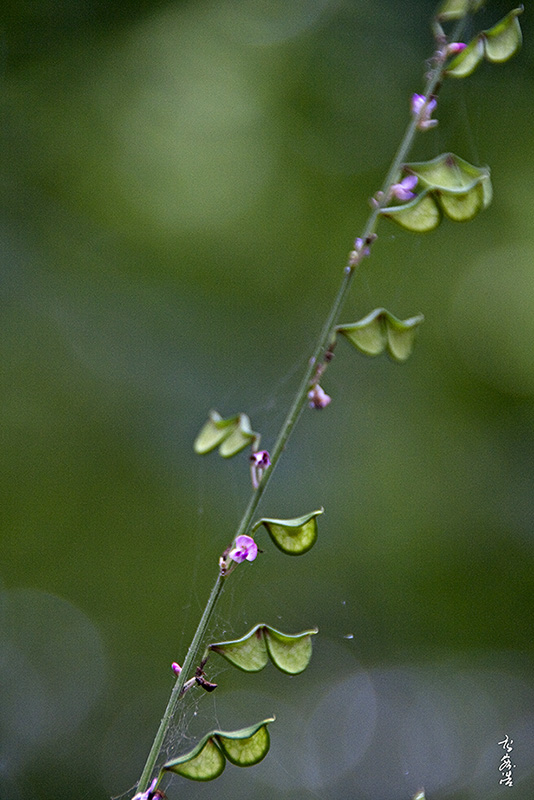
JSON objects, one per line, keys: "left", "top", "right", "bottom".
{"left": 171, "top": 662, "right": 182, "bottom": 675}
{"left": 370, "top": 190, "right": 385, "bottom": 208}
{"left": 308, "top": 384, "right": 331, "bottom": 409}
{"left": 447, "top": 42, "right": 466, "bottom": 55}
{"left": 349, "top": 236, "right": 372, "bottom": 266}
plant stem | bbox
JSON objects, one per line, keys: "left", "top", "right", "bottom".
{"left": 135, "top": 11, "right": 469, "bottom": 796}
{"left": 234, "top": 18, "right": 468, "bottom": 528}
{"left": 136, "top": 573, "right": 225, "bottom": 793}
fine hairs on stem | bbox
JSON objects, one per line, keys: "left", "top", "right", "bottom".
{"left": 132, "top": 2, "right": 523, "bottom": 797}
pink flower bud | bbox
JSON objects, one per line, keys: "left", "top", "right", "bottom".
{"left": 308, "top": 384, "right": 331, "bottom": 409}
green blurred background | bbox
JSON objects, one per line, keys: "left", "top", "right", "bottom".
{"left": 1, "top": 1, "right": 534, "bottom": 798}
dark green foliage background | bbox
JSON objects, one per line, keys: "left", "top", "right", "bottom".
{"left": 1, "top": 1, "right": 533, "bottom": 799}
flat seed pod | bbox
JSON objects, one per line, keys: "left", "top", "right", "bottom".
{"left": 446, "top": 36, "right": 485, "bottom": 77}
{"left": 253, "top": 509, "right": 323, "bottom": 555}
{"left": 380, "top": 190, "right": 441, "bottom": 232}
{"left": 217, "top": 723, "right": 271, "bottom": 767}
{"left": 446, "top": 7, "right": 523, "bottom": 77}
{"left": 218, "top": 414, "right": 257, "bottom": 457}
{"left": 435, "top": 181, "right": 486, "bottom": 222}
{"left": 210, "top": 624, "right": 318, "bottom": 674}
{"left": 336, "top": 309, "right": 424, "bottom": 363}
{"left": 384, "top": 154, "right": 491, "bottom": 229}
{"left": 337, "top": 311, "right": 387, "bottom": 357}
{"left": 385, "top": 313, "right": 425, "bottom": 362}
{"left": 194, "top": 411, "right": 236, "bottom": 454}
{"left": 210, "top": 626, "right": 269, "bottom": 672}
{"left": 407, "top": 153, "right": 489, "bottom": 193}
{"left": 163, "top": 719, "right": 274, "bottom": 781}
{"left": 264, "top": 626, "right": 317, "bottom": 674}
{"left": 484, "top": 7, "right": 523, "bottom": 63}
{"left": 437, "top": 0, "right": 485, "bottom": 22}
{"left": 194, "top": 410, "right": 260, "bottom": 457}
{"left": 164, "top": 737, "right": 225, "bottom": 781}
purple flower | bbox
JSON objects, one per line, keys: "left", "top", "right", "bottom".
{"left": 411, "top": 93, "right": 426, "bottom": 115}
{"left": 250, "top": 450, "right": 271, "bottom": 469}
{"left": 349, "top": 234, "right": 377, "bottom": 266}
{"left": 411, "top": 93, "right": 438, "bottom": 131}
{"left": 353, "top": 237, "right": 370, "bottom": 257}
{"left": 229, "top": 535, "right": 258, "bottom": 564}
{"left": 132, "top": 779, "right": 163, "bottom": 800}
{"left": 390, "top": 175, "right": 418, "bottom": 202}
{"left": 250, "top": 448, "right": 271, "bottom": 489}
{"left": 171, "top": 662, "right": 182, "bottom": 675}
{"left": 308, "top": 384, "right": 331, "bottom": 409}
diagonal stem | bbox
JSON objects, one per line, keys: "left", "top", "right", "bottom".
{"left": 135, "top": 10, "right": 470, "bottom": 797}
{"left": 136, "top": 573, "right": 225, "bottom": 793}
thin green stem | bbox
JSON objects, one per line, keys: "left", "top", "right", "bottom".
{"left": 135, "top": 10, "right": 471, "bottom": 796}
{"left": 234, "top": 263, "right": 353, "bottom": 541}
{"left": 235, "top": 17, "right": 469, "bottom": 524}
{"left": 136, "top": 573, "right": 225, "bottom": 793}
